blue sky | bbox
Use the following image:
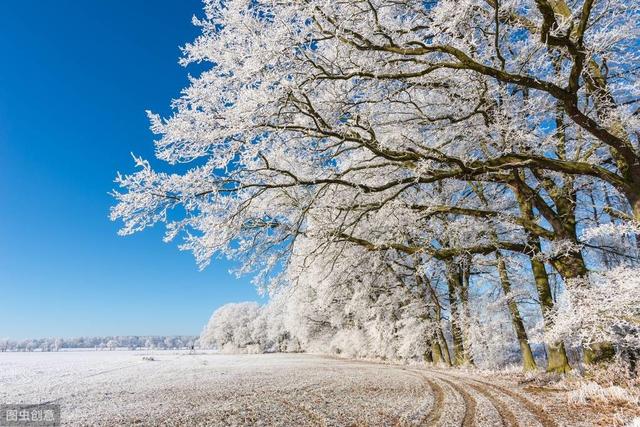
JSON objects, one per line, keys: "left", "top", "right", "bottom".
{"left": 0, "top": 0, "right": 262, "bottom": 340}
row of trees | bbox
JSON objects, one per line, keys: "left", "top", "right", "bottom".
{"left": 113, "top": 0, "right": 640, "bottom": 373}
{"left": 0, "top": 336, "right": 198, "bottom": 352}
{"left": 200, "top": 262, "right": 639, "bottom": 371}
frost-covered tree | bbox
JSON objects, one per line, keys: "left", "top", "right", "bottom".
{"left": 547, "top": 267, "right": 640, "bottom": 354}
{"left": 200, "top": 302, "right": 263, "bottom": 352}
{"left": 113, "top": 0, "right": 640, "bottom": 373}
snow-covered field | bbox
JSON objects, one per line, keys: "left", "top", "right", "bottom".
{"left": 0, "top": 351, "right": 631, "bottom": 426}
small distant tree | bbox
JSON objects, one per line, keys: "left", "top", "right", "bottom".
{"left": 106, "top": 340, "right": 117, "bottom": 351}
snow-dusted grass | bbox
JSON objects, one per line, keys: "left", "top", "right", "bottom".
{"left": 568, "top": 381, "right": 639, "bottom": 406}
{"left": 0, "top": 351, "right": 425, "bottom": 426}
{"left": 3, "top": 350, "right": 639, "bottom": 426}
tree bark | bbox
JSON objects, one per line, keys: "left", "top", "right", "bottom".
{"left": 437, "top": 327, "right": 452, "bottom": 366}
{"left": 430, "top": 339, "right": 444, "bottom": 364}
{"left": 459, "top": 259, "right": 476, "bottom": 367}
{"left": 446, "top": 260, "right": 473, "bottom": 366}
{"left": 497, "top": 253, "right": 538, "bottom": 371}
{"left": 530, "top": 252, "right": 573, "bottom": 373}
{"left": 448, "top": 281, "right": 466, "bottom": 366}
{"left": 513, "top": 180, "right": 573, "bottom": 373}
{"left": 429, "top": 283, "right": 453, "bottom": 366}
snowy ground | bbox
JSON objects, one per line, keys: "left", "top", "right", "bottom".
{"left": 0, "top": 351, "right": 634, "bottom": 426}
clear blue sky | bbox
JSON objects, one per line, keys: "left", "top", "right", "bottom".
{"left": 0, "top": 0, "right": 262, "bottom": 340}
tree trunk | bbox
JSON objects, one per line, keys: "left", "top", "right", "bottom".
{"left": 423, "top": 345, "right": 434, "bottom": 363}
{"left": 446, "top": 260, "right": 472, "bottom": 366}
{"left": 513, "top": 182, "right": 572, "bottom": 373}
{"left": 473, "top": 182, "right": 536, "bottom": 370}
{"left": 415, "top": 269, "right": 449, "bottom": 366}
{"left": 497, "top": 253, "right": 538, "bottom": 371}
{"left": 631, "top": 194, "right": 640, "bottom": 254}
{"left": 423, "top": 270, "right": 453, "bottom": 367}
{"left": 459, "top": 259, "right": 476, "bottom": 367}
{"left": 437, "top": 328, "right": 452, "bottom": 366}
{"left": 530, "top": 245, "right": 572, "bottom": 373}
{"left": 448, "top": 281, "right": 466, "bottom": 366}
{"left": 549, "top": 252, "right": 587, "bottom": 280}
{"left": 431, "top": 339, "right": 444, "bottom": 364}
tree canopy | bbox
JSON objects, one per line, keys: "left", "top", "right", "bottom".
{"left": 112, "top": 0, "right": 640, "bottom": 373}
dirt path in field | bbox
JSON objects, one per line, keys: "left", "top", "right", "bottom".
{"left": 180, "top": 361, "right": 559, "bottom": 427}
{"left": 394, "top": 367, "right": 556, "bottom": 427}
{"left": 308, "top": 357, "right": 562, "bottom": 427}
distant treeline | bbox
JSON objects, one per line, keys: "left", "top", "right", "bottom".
{"left": 0, "top": 336, "right": 199, "bottom": 352}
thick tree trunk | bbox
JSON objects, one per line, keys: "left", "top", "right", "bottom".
{"left": 446, "top": 260, "right": 473, "bottom": 366}
{"left": 583, "top": 343, "right": 616, "bottom": 365}
{"left": 459, "top": 258, "right": 476, "bottom": 367}
{"left": 513, "top": 183, "right": 572, "bottom": 373}
{"left": 430, "top": 339, "right": 444, "bottom": 364}
{"left": 437, "top": 328, "right": 452, "bottom": 366}
{"left": 530, "top": 246, "right": 572, "bottom": 373}
{"left": 448, "top": 282, "right": 466, "bottom": 366}
{"left": 549, "top": 252, "right": 587, "bottom": 280}
{"left": 429, "top": 283, "right": 453, "bottom": 366}
{"left": 497, "top": 254, "right": 538, "bottom": 371}
{"left": 423, "top": 345, "right": 434, "bottom": 363}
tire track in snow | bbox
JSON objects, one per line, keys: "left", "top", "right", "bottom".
{"left": 437, "top": 377, "right": 476, "bottom": 427}
{"left": 400, "top": 368, "right": 446, "bottom": 426}
{"left": 465, "top": 381, "right": 519, "bottom": 427}
{"left": 466, "top": 378, "right": 556, "bottom": 427}
{"left": 407, "top": 367, "right": 512, "bottom": 427}
{"left": 421, "top": 377, "right": 446, "bottom": 426}
{"left": 426, "top": 368, "right": 556, "bottom": 427}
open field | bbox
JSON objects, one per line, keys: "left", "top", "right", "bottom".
{"left": 0, "top": 351, "right": 633, "bottom": 426}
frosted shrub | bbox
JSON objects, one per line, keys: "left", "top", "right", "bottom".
{"left": 568, "top": 381, "right": 639, "bottom": 406}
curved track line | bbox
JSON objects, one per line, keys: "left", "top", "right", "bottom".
{"left": 465, "top": 382, "right": 518, "bottom": 427}
{"left": 438, "top": 377, "right": 477, "bottom": 427}
{"left": 317, "top": 360, "right": 557, "bottom": 427}
{"left": 422, "top": 377, "right": 446, "bottom": 426}
{"left": 436, "top": 370, "right": 556, "bottom": 427}
{"left": 399, "top": 367, "right": 447, "bottom": 426}
{"left": 468, "top": 379, "right": 556, "bottom": 427}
